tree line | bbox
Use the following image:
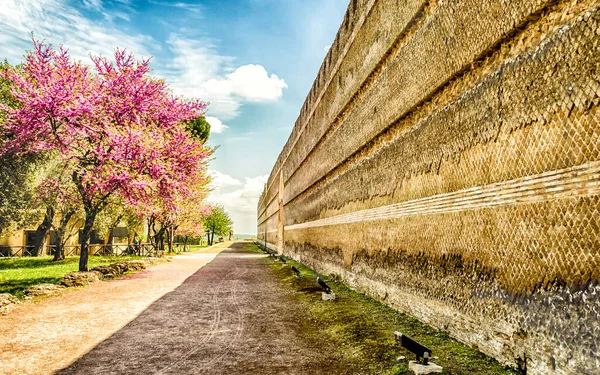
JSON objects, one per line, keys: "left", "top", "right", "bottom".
{"left": 0, "top": 40, "right": 232, "bottom": 270}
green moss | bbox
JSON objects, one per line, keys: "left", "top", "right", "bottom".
{"left": 247, "top": 242, "right": 518, "bottom": 375}
{"left": 246, "top": 242, "right": 267, "bottom": 254}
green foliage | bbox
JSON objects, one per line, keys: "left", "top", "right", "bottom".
{"left": 184, "top": 116, "right": 211, "bottom": 143}
{"left": 0, "top": 61, "right": 43, "bottom": 235}
{"left": 0, "top": 61, "right": 20, "bottom": 119}
{"left": 0, "top": 153, "right": 40, "bottom": 235}
{"left": 202, "top": 204, "right": 233, "bottom": 241}
{"left": 93, "top": 200, "right": 125, "bottom": 239}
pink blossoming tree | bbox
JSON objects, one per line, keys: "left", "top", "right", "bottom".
{"left": 1, "top": 41, "right": 211, "bottom": 271}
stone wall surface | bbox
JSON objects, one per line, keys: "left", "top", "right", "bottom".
{"left": 257, "top": 1, "right": 600, "bottom": 374}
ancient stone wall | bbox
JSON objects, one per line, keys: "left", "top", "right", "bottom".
{"left": 257, "top": 1, "right": 600, "bottom": 373}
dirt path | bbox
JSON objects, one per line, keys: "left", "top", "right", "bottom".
{"left": 2, "top": 242, "right": 344, "bottom": 375}
{"left": 0, "top": 243, "right": 227, "bottom": 375}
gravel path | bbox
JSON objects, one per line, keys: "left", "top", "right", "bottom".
{"left": 1, "top": 242, "right": 344, "bottom": 375}
{"left": 0, "top": 244, "right": 225, "bottom": 375}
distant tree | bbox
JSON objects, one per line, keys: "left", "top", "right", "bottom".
{"left": 185, "top": 116, "right": 211, "bottom": 143}
{"left": 173, "top": 179, "right": 212, "bottom": 250}
{"left": 138, "top": 162, "right": 212, "bottom": 253}
{"left": 0, "top": 61, "right": 42, "bottom": 237}
{"left": 0, "top": 152, "right": 40, "bottom": 236}
{"left": 202, "top": 205, "right": 233, "bottom": 245}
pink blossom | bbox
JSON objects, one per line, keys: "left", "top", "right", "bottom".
{"left": 1, "top": 40, "right": 213, "bottom": 267}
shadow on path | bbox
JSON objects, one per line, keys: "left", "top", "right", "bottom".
{"left": 57, "top": 242, "right": 343, "bottom": 375}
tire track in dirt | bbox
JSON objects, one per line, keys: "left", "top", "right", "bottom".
{"left": 199, "top": 269, "right": 247, "bottom": 373}
{"left": 0, "top": 246, "right": 227, "bottom": 375}
{"left": 53, "top": 243, "right": 348, "bottom": 375}
{"left": 156, "top": 268, "right": 231, "bottom": 375}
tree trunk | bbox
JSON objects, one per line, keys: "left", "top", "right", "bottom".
{"left": 107, "top": 214, "right": 122, "bottom": 254}
{"left": 53, "top": 238, "right": 65, "bottom": 261}
{"left": 165, "top": 227, "right": 170, "bottom": 253}
{"left": 147, "top": 217, "right": 153, "bottom": 245}
{"left": 156, "top": 226, "right": 166, "bottom": 251}
{"left": 170, "top": 229, "right": 175, "bottom": 253}
{"left": 54, "top": 209, "right": 75, "bottom": 261}
{"left": 152, "top": 221, "right": 166, "bottom": 250}
{"left": 167, "top": 225, "right": 178, "bottom": 253}
{"left": 167, "top": 226, "right": 174, "bottom": 253}
{"left": 32, "top": 206, "right": 55, "bottom": 256}
{"left": 78, "top": 208, "right": 98, "bottom": 272}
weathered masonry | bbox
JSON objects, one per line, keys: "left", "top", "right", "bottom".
{"left": 257, "top": 1, "right": 600, "bottom": 374}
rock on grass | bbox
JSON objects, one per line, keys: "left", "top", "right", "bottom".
{"left": 0, "top": 293, "right": 19, "bottom": 315}
{"left": 59, "top": 258, "right": 162, "bottom": 287}
{"left": 91, "top": 260, "right": 147, "bottom": 279}
{"left": 60, "top": 271, "right": 103, "bottom": 287}
{"left": 24, "top": 284, "right": 66, "bottom": 298}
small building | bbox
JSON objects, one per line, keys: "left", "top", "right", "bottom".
{"left": 0, "top": 225, "right": 136, "bottom": 257}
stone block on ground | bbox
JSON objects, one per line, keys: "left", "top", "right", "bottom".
{"left": 408, "top": 361, "right": 442, "bottom": 374}
{"left": 125, "top": 261, "right": 147, "bottom": 271}
{"left": 0, "top": 293, "right": 19, "bottom": 315}
{"left": 60, "top": 271, "right": 103, "bottom": 287}
{"left": 24, "top": 283, "right": 66, "bottom": 297}
{"left": 322, "top": 291, "right": 336, "bottom": 301}
{"left": 91, "top": 260, "right": 148, "bottom": 280}
{"left": 90, "top": 265, "right": 118, "bottom": 279}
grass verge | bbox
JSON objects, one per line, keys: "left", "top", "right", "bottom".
{"left": 182, "top": 244, "right": 209, "bottom": 252}
{"left": 0, "top": 255, "right": 143, "bottom": 298}
{"left": 252, "top": 242, "right": 518, "bottom": 375}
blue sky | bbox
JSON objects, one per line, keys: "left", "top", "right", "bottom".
{"left": 0, "top": 0, "right": 348, "bottom": 234}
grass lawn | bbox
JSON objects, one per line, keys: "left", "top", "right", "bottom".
{"left": 0, "top": 255, "right": 143, "bottom": 298}
{"left": 163, "top": 244, "right": 208, "bottom": 255}
{"left": 253, "top": 243, "right": 518, "bottom": 375}
{"left": 178, "top": 244, "right": 208, "bottom": 252}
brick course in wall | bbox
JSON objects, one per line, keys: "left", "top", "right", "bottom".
{"left": 257, "top": 1, "right": 600, "bottom": 373}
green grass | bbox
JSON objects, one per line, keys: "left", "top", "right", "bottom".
{"left": 163, "top": 244, "right": 209, "bottom": 254}
{"left": 182, "top": 244, "right": 209, "bottom": 252}
{"left": 0, "top": 255, "right": 143, "bottom": 298}
{"left": 250, "top": 242, "right": 518, "bottom": 375}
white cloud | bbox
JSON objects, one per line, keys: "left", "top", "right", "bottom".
{"left": 205, "top": 116, "right": 229, "bottom": 134}
{"left": 0, "top": 0, "right": 152, "bottom": 64}
{"left": 164, "top": 36, "right": 287, "bottom": 120}
{"left": 148, "top": 1, "right": 202, "bottom": 13}
{"left": 172, "top": 2, "right": 202, "bottom": 13}
{"left": 208, "top": 172, "right": 268, "bottom": 234}
{"left": 219, "top": 174, "right": 268, "bottom": 216}
{"left": 209, "top": 169, "right": 242, "bottom": 190}
{"left": 83, "top": 0, "right": 103, "bottom": 12}
{"left": 205, "top": 64, "right": 288, "bottom": 103}
{"left": 0, "top": 2, "right": 287, "bottom": 124}
{"left": 82, "top": 0, "right": 131, "bottom": 22}
{"left": 323, "top": 44, "right": 331, "bottom": 52}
